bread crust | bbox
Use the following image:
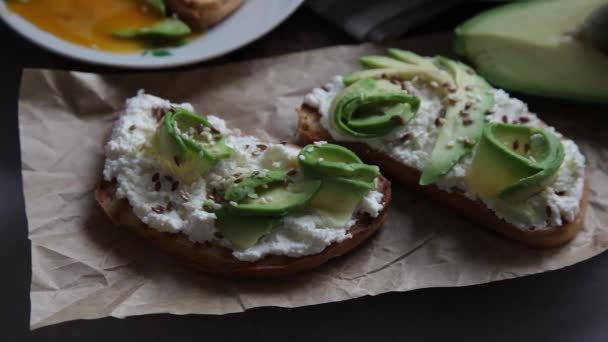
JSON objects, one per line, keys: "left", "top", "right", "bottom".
{"left": 95, "top": 176, "right": 391, "bottom": 278}
{"left": 166, "top": 0, "right": 242, "bottom": 32}
{"left": 297, "top": 105, "right": 588, "bottom": 248}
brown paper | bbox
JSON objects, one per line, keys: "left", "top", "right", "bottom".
{"left": 20, "top": 35, "right": 608, "bottom": 329}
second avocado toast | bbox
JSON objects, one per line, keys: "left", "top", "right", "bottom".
{"left": 298, "top": 49, "right": 588, "bottom": 248}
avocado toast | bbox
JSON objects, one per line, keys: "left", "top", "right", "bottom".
{"left": 297, "top": 49, "right": 588, "bottom": 248}
{"left": 96, "top": 93, "right": 391, "bottom": 277}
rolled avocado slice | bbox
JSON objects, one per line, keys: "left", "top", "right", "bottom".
{"left": 309, "top": 178, "right": 370, "bottom": 227}
{"left": 454, "top": 0, "right": 608, "bottom": 104}
{"left": 465, "top": 123, "right": 564, "bottom": 202}
{"left": 112, "top": 18, "right": 191, "bottom": 41}
{"left": 227, "top": 179, "right": 322, "bottom": 217}
{"left": 215, "top": 209, "right": 280, "bottom": 250}
{"left": 330, "top": 78, "right": 420, "bottom": 138}
{"left": 153, "top": 108, "right": 233, "bottom": 182}
{"left": 419, "top": 56, "right": 495, "bottom": 186}
{"left": 298, "top": 143, "right": 379, "bottom": 188}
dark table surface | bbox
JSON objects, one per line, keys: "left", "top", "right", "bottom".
{"left": 2, "top": 3, "right": 608, "bottom": 342}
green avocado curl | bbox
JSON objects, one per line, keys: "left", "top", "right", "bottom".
{"left": 330, "top": 78, "right": 420, "bottom": 138}
{"left": 153, "top": 107, "right": 233, "bottom": 182}
{"left": 465, "top": 123, "right": 564, "bottom": 202}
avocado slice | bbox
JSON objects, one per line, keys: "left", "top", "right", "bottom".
{"left": 309, "top": 178, "right": 370, "bottom": 227}
{"left": 344, "top": 66, "right": 453, "bottom": 87}
{"left": 455, "top": 0, "right": 608, "bottom": 103}
{"left": 152, "top": 107, "right": 233, "bottom": 182}
{"left": 419, "top": 56, "right": 495, "bottom": 186}
{"left": 224, "top": 170, "right": 287, "bottom": 202}
{"left": 330, "top": 79, "right": 420, "bottom": 138}
{"left": 112, "top": 18, "right": 191, "bottom": 42}
{"left": 387, "top": 48, "right": 436, "bottom": 68}
{"left": 146, "top": 0, "right": 166, "bottom": 16}
{"left": 465, "top": 123, "right": 564, "bottom": 201}
{"left": 299, "top": 143, "right": 380, "bottom": 188}
{"left": 227, "top": 179, "right": 322, "bottom": 217}
{"left": 360, "top": 56, "right": 412, "bottom": 69}
{"left": 215, "top": 209, "right": 280, "bottom": 250}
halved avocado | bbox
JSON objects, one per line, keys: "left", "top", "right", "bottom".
{"left": 465, "top": 123, "right": 564, "bottom": 201}
{"left": 455, "top": 0, "right": 608, "bottom": 103}
{"left": 299, "top": 143, "right": 380, "bottom": 188}
{"left": 330, "top": 78, "right": 420, "bottom": 138}
{"left": 309, "top": 178, "right": 370, "bottom": 227}
{"left": 215, "top": 209, "right": 280, "bottom": 250}
{"left": 227, "top": 179, "right": 322, "bottom": 217}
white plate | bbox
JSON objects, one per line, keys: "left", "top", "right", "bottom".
{"left": 0, "top": 0, "right": 304, "bottom": 69}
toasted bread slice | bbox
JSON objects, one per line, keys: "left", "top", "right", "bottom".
{"left": 297, "top": 105, "right": 588, "bottom": 248}
{"left": 166, "top": 0, "right": 242, "bottom": 32}
{"left": 95, "top": 175, "right": 391, "bottom": 278}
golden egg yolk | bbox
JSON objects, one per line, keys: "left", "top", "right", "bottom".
{"left": 6, "top": 0, "right": 163, "bottom": 52}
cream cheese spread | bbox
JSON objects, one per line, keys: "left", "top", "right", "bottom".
{"left": 304, "top": 76, "right": 586, "bottom": 230}
{"left": 103, "top": 92, "right": 384, "bottom": 261}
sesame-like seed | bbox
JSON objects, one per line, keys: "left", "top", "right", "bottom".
{"left": 391, "top": 115, "right": 405, "bottom": 125}
{"left": 400, "top": 133, "right": 411, "bottom": 142}
{"left": 152, "top": 172, "right": 160, "bottom": 182}
{"left": 129, "top": 124, "right": 136, "bottom": 131}
{"left": 152, "top": 205, "right": 165, "bottom": 214}
{"left": 207, "top": 193, "right": 216, "bottom": 201}
{"left": 171, "top": 181, "right": 179, "bottom": 191}
{"left": 257, "top": 144, "right": 268, "bottom": 151}
{"left": 430, "top": 81, "right": 439, "bottom": 88}
{"left": 513, "top": 140, "right": 519, "bottom": 150}
{"left": 502, "top": 115, "right": 508, "bottom": 123}
{"left": 229, "top": 201, "right": 238, "bottom": 207}
{"left": 545, "top": 206, "right": 552, "bottom": 218}
{"left": 154, "top": 182, "right": 161, "bottom": 191}
{"left": 180, "top": 190, "right": 190, "bottom": 202}
{"left": 519, "top": 116, "right": 530, "bottom": 123}
{"left": 299, "top": 155, "right": 305, "bottom": 161}
{"left": 412, "top": 76, "right": 420, "bottom": 82}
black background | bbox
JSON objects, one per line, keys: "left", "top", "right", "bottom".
{"left": 2, "top": 3, "right": 608, "bottom": 341}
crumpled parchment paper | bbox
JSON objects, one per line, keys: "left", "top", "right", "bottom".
{"left": 20, "top": 35, "right": 608, "bottom": 329}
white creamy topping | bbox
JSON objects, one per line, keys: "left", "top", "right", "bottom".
{"left": 104, "top": 92, "right": 384, "bottom": 261}
{"left": 305, "top": 77, "right": 586, "bottom": 230}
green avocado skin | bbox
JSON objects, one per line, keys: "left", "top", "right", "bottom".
{"left": 454, "top": 0, "right": 608, "bottom": 104}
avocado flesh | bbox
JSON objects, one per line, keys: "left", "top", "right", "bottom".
{"left": 215, "top": 209, "right": 280, "bottom": 250}
{"left": 227, "top": 179, "right": 322, "bottom": 217}
{"left": 152, "top": 108, "right": 232, "bottom": 183}
{"left": 299, "top": 143, "right": 380, "bottom": 186}
{"left": 360, "top": 56, "right": 412, "bottom": 69}
{"left": 224, "top": 170, "right": 287, "bottom": 202}
{"left": 465, "top": 123, "right": 564, "bottom": 202}
{"left": 331, "top": 79, "right": 420, "bottom": 138}
{"left": 455, "top": 0, "right": 608, "bottom": 103}
{"left": 112, "top": 18, "right": 191, "bottom": 41}
{"left": 387, "top": 48, "right": 436, "bottom": 68}
{"left": 344, "top": 67, "right": 453, "bottom": 87}
{"left": 419, "top": 57, "right": 495, "bottom": 185}
{"left": 310, "top": 178, "right": 369, "bottom": 227}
